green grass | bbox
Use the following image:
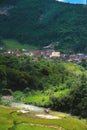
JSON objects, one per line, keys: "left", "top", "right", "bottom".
{"left": 54, "top": 89, "right": 70, "bottom": 97}
{"left": 64, "top": 62, "right": 83, "bottom": 75}
{"left": 15, "top": 124, "right": 56, "bottom": 130}
{"left": 0, "top": 106, "right": 87, "bottom": 130}
{"left": 0, "top": 107, "right": 14, "bottom": 130}
{"left": 2, "top": 39, "right": 37, "bottom": 50}
{"left": 25, "top": 92, "right": 49, "bottom": 106}
{"left": 55, "top": 117, "right": 87, "bottom": 130}
{"left": 25, "top": 89, "right": 70, "bottom": 106}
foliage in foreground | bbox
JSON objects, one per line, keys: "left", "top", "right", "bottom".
{"left": 0, "top": 106, "right": 87, "bottom": 130}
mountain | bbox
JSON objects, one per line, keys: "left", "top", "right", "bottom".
{"left": 0, "top": 0, "right": 87, "bottom": 53}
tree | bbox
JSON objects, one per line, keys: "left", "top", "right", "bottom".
{"left": 0, "top": 65, "right": 7, "bottom": 91}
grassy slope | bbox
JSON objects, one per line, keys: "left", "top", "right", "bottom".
{"left": 2, "top": 39, "right": 38, "bottom": 50}
{"left": 0, "top": 106, "right": 87, "bottom": 130}
{"left": 63, "top": 62, "right": 84, "bottom": 74}
{"left": 25, "top": 89, "right": 70, "bottom": 106}
{"left": 15, "top": 124, "right": 56, "bottom": 130}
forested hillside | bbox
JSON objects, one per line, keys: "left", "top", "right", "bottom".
{"left": 0, "top": 0, "right": 87, "bottom": 52}
{"left": 0, "top": 54, "right": 87, "bottom": 118}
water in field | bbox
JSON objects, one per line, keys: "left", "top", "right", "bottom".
{"left": 11, "top": 102, "right": 44, "bottom": 113}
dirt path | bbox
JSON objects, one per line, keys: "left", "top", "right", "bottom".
{"left": 23, "top": 123, "right": 65, "bottom": 130}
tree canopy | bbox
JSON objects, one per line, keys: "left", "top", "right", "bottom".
{"left": 0, "top": 0, "right": 87, "bottom": 52}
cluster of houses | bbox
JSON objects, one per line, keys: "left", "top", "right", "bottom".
{"left": 3, "top": 44, "right": 61, "bottom": 59}
{"left": 68, "top": 53, "right": 87, "bottom": 63}
{"left": 1, "top": 44, "right": 87, "bottom": 63}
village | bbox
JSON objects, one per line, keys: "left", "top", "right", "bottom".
{"left": 0, "top": 44, "right": 87, "bottom": 64}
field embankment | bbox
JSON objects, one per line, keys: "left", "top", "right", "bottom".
{"left": 0, "top": 105, "right": 87, "bottom": 130}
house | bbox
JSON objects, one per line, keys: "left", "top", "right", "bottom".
{"left": 33, "top": 50, "right": 41, "bottom": 56}
{"left": 68, "top": 54, "right": 77, "bottom": 61}
{"left": 50, "top": 52, "right": 60, "bottom": 58}
{"left": 69, "top": 54, "right": 77, "bottom": 60}
{"left": 29, "top": 50, "right": 41, "bottom": 57}
{"left": 16, "top": 52, "right": 24, "bottom": 56}
{"left": 23, "top": 52, "right": 30, "bottom": 56}
{"left": 77, "top": 53, "right": 85, "bottom": 59}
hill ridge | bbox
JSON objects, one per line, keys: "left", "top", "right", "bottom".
{"left": 0, "top": 0, "right": 87, "bottom": 53}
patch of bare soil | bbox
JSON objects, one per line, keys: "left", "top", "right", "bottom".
{"left": 36, "top": 114, "right": 61, "bottom": 119}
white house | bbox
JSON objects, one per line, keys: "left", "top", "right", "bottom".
{"left": 50, "top": 52, "right": 60, "bottom": 58}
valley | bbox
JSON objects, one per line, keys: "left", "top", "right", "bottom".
{"left": 0, "top": 0, "right": 87, "bottom": 129}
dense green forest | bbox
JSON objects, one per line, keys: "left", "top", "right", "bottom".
{"left": 0, "top": 0, "right": 87, "bottom": 52}
{"left": 0, "top": 54, "right": 87, "bottom": 118}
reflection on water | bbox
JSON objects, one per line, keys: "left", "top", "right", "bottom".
{"left": 11, "top": 102, "right": 44, "bottom": 113}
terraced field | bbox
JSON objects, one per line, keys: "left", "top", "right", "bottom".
{"left": 0, "top": 105, "right": 87, "bottom": 130}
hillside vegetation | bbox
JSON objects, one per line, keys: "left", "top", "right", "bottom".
{"left": 0, "top": 0, "right": 87, "bottom": 52}
{"left": 0, "top": 54, "right": 87, "bottom": 118}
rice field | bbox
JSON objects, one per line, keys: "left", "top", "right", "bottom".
{"left": 0, "top": 105, "right": 87, "bottom": 130}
